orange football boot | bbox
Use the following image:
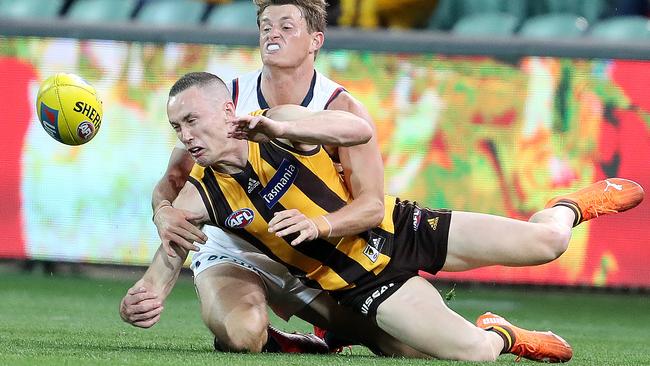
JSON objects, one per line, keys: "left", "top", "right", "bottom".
{"left": 476, "top": 312, "right": 573, "bottom": 363}
{"left": 545, "top": 178, "right": 644, "bottom": 226}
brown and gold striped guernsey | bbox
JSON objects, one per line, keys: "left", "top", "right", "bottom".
{"left": 189, "top": 131, "right": 396, "bottom": 291}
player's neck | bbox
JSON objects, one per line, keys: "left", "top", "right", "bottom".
{"left": 260, "top": 63, "right": 315, "bottom": 106}
{"left": 212, "top": 141, "right": 248, "bottom": 175}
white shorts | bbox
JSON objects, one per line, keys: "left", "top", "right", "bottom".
{"left": 191, "top": 225, "right": 321, "bottom": 321}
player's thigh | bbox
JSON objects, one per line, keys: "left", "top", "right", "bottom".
{"left": 194, "top": 263, "right": 268, "bottom": 325}
{"left": 444, "top": 210, "right": 563, "bottom": 271}
{"left": 375, "top": 276, "right": 495, "bottom": 360}
{"left": 297, "top": 292, "right": 427, "bottom": 358}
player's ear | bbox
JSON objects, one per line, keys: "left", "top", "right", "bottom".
{"left": 224, "top": 100, "right": 235, "bottom": 117}
{"left": 310, "top": 32, "right": 324, "bottom": 53}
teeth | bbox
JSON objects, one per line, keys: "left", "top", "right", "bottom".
{"left": 267, "top": 44, "right": 280, "bottom": 51}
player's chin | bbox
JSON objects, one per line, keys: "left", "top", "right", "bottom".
{"left": 193, "top": 156, "right": 210, "bottom": 167}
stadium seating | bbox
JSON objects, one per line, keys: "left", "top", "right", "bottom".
{"left": 529, "top": 0, "right": 608, "bottom": 23}
{"left": 66, "top": 0, "right": 137, "bottom": 23}
{"left": 518, "top": 13, "right": 588, "bottom": 39}
{"left": 136, "top": 0, "right": 206, "bottom": 26}
{"left": 205, "top": 1, "right": 258, "bottom": 30}
{"left": 588, "top": 16, "right": 650, "bottom": 40}
{"left": 429, "top": 0, "right": 527, "bottom": 30}
{"left": 0, "top": 0, "right": 64, "bottom": 19}
{"left": 451, "top": 12, "right": 519, "bottom": 37}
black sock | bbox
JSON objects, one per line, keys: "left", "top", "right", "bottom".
{"left": 552, "top": 199, "right": 582, "bottom": 227}
{"left": 262, "top": 332, "right": 281, "bottom": 353}
{"left": 486, "top": 326, "right": 515, "bottom": 354}
{"left": 323, "top": 331, "right": 356, "bottom": 350}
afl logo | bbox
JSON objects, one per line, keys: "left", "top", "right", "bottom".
{"left": 77, "top": 121, "right": 95, "bottom": 140}
{"left": 225, "top": 208, "right": 255, "bottom": 228}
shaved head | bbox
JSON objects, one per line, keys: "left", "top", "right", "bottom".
{"left": 169, "top": 72, "right": 231, "bottom": 103}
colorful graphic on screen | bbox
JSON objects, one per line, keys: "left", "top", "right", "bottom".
{"left": 0, "top": 36, "right": 648, "bottom": 287}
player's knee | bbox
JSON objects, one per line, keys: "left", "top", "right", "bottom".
{"left": 219, "top": 304, "right": 269, "bottom": 353}
{"left": 535, "top": 224, "right": 571, "bottom": 263}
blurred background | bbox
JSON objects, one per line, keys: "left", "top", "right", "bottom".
{"left": 0, "top": 0, "right": 649, "bottom": 290}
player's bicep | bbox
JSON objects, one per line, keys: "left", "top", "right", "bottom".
{"left": 265, "top": 104, "right": 312, "bottom": 121}
{"left": 326, "top": 92, "right": 383, "bottom": 197}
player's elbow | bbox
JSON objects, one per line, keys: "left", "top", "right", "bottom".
{"left": 340, "top": 121, "right": 373, "bottom": 146}
{"left": 367, "top": 198, "right": 385, "bottom": 227}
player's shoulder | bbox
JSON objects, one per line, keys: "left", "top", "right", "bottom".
{"left": 325, "top": 89, "right": 367, "bottom": 115}
{"left": 234, "top": 69, "right": 261, "bottom": 85}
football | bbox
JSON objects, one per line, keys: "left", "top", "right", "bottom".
{"left": 36, "top": 73, "right": 103, "bottom": 145}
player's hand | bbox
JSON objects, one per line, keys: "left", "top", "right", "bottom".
{"left": 227, "top": 114, "right": 286, "bottom": 143}
{"left": 153, "top": 205, "right": 206, "bottom": 257}
{"left": 268, "top": 209, "right": 319, "bottom": 246}
{"left": 119, "top": 286, "right": 164, "bottom": 328}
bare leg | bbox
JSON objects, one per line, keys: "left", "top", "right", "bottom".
{"left": 443, "top": 206, "right": 576, "bottom": 271}
{"left": 194, "top": 263, "right": 269, "bottom": 352}
{"left": 375, "top": 276, "right": 503, "bottom": 361}
{"left": 296, "top": 292, "right": 428, "bottom": 358}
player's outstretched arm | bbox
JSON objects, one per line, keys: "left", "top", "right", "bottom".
{"left": 152, "top": 147, "right": 207, "bottom": 257}
{"left": 121, "top": 182, "right": 208, "bottom": 327}
{"left": 228, "top": 104, "right": 373, "bottom": 147}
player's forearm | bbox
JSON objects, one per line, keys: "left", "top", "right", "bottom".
{"left": 152, "top": 148, "right": 194, "bottom": 211}
{"left": 140, "top": 245, "right": 188, "bottom": 300}
{"left": 280, "top": 110, "right": 372, "bottom": 146}
{"left": 317, "top": 194, "right": 385, "bottom": 238}
{"left": 152, "top": 178, "right": 180, "bottom": 211}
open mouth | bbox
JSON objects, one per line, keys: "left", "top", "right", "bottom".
{"left": 188, "top": 146, "right": 204, "bottom": 157}
{"left": 266, "top": 43, "right": 280, "bottom": 52}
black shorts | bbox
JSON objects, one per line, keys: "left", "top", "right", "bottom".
{"left": 332, "top": 199, "right": 451, "bottom": 317}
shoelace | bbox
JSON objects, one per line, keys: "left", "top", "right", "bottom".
{"left": 512, "top": 341, "right": 537, "bottom": 362}
{"left": 582, "top": 189, "right": 619, "bottom": 218}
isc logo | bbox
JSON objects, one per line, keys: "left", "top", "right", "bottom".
{"left": 225, "top": 208, "right": 255, "bottom": 228}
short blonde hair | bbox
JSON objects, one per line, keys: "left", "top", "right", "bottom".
{"left": 254, "top": 0, "right": 328, "bottom": 33}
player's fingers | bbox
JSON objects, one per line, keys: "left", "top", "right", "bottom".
{"left": 175, "top": 222, "right": 206, "bottom": 244}
{"left": 126, "top": 286, "right": 148, "bottom": 296}
{"left": 124, "top": 296, "right": 159, "bottom": 312}
{"left": 161, "top": 240, "right": 177, "bottom": 258}
{"left": 129, "top": 305, "right": 164, "bottom": 322}
{"left": 274, "top": 223, "right": 303, "bottom": 238}
{"left": 270, "top": 215, "right": 305, "bottom": 234}
{"left": 125, "top": 290, "right": 158, "bottom": 304}
{"left": 268, "top": 209, "right": 298, "bottom": 228}
{"left": 132, "top": 313, "right": 161, "bottom": 329}
{"left": 291, "top": 231, "right": 310, "bottom": 246}
{"left": 230, "top": 115, "right": 252, "bottom": 127}
{"left": 168, "top": 233, "right": 199, "bottom": 252}
{"left": 247, "top": 117, "right": 261, "bottom": 130}
{"left": 127, "top": 299, "right": 162, "bottom": 315}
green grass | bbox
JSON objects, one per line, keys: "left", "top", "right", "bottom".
{"left": 1, "top": 269, "right": 649, "bottom": 365}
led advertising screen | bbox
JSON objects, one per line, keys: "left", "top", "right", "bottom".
{"left": 1, "top": 36, "right": 648, "bottom": 287}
